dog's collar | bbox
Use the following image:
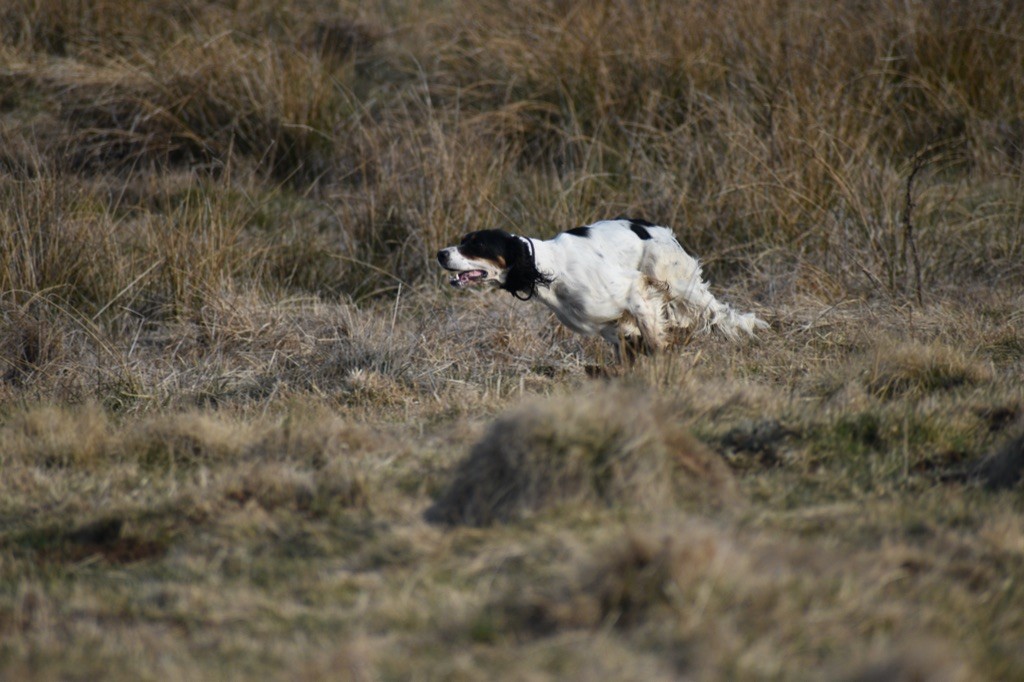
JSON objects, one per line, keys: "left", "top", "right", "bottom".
{"left": 510, "top": 234, "right": 543, "bottom": 301}
{"left": 514, "top": 234, "right": 535, "bottom": 260}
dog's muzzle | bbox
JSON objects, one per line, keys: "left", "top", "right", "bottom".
{"left": 438, "top": 249, "right": 487, "bottom": 288}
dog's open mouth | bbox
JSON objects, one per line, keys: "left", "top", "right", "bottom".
{"left": 450, "top": 269, "right": 487, "bottom": 287}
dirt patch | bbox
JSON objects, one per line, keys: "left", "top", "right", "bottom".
{"left": 20, "top": 518, "right": 168, "bottom": 566}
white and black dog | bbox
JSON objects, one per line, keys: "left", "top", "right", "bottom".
{"left": 437, "top": 217, "right": 767, "bottom": 357}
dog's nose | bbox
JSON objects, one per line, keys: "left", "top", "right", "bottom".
{"left": 436, "top": 249, "right": 448, "bottom": 265}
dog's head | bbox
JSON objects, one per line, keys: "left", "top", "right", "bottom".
{"left": 437, "top": 230, "right": 551, "bottom": 300}
{"left": 437, "top": 229, "right": 524, "bottom": 289}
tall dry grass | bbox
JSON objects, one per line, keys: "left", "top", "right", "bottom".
{"left": 2, "top": 0, "right": 1022, "bottom": 320}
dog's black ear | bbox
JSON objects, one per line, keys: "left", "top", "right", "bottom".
{"left": 501, "top": 237, "right": 551, "bottom": 301}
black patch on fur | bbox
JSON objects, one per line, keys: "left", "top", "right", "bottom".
{"left": 629, "top": 222, "right": 652, "bottom": 240}
{"left": 615, "top": 215, "right": 656, "bottom": 240}
{"left": 566, "top": 226, "right": 591, "bottom": 238}
{"left": 503, "top": 241, "right": 553, "bottom": 301}
{"left": 457, "top": 229, "right": 552, "bottom": 301}
{"left": 456, "top": 230, "right": 503, "bottom": 260}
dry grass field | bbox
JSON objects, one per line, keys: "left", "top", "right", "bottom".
{"left": 2, "top": 0, "right": 1023, "bottom": 679}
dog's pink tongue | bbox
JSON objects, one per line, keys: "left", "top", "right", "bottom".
{"left": 453, "top": 270, "right": 486, "bottom": 286}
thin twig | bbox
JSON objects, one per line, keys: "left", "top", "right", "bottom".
{"left": 902, "top": 153, "right": 927, "bottom": 306}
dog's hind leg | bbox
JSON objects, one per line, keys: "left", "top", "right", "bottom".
{"left": 614, "top": 334, "right": 646, "bottom": 365}
{"left": 626, "top": 279, "right": 668, "bottom": 353}
{"left": 600, "top": 318, "right": 645, "bottom": 364}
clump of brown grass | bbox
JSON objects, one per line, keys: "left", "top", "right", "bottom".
{"left": 223, "top": 462, "right": 316, "bottom": 512}
{"left": 0, "top": 301, "right": 68, "bottom": 386}
{"left": 481, "top": 522, "right": 739, "bottom": 642}
{"left": 119, "top": 405, "right": 387, "bottom": 480}
{"left": 125, "top": 412, "right": 250, "bottom": 470}
{"left": 248, "top": 406, "right": 387, "bottom": 463}
{"left": 862, "top": 340, "right": 993, "bottom": 400}
{"left": 57, "top": 36, "right": 347, "bottom": 181}
{"left": 220, "top": 459, "right": 367, "bottom": 515}
{"left": 0, "top": 0, "right": 190, "bottom": 56}
{"left": 584, "top": 526, "right": 729, "bottom": 628}
{"left": 425, "top": 388, "right": 736, "bottom": 526}
{"left": 1, "top": 403, "right": 111, "bottom": 468}
{"left": 241, "top": 407, "right": 378, "bottom": 509}
{"left": 3, "top": 0, "right": 362, "bottom": 182}
{"left": 0, "top": 174, "right": 263, "bottom": 319}
{"left": 0, "top": 177, "right": 128, "bottom": 310}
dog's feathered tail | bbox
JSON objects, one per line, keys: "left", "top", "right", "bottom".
{"left": 706, "top": 300, "right": 770, "bottom": 339}
{"left": 647, "top": 248, "right": 768, "bottom": 340}
{"left": 663, "top": 281, "right": 768, "bottom": 340}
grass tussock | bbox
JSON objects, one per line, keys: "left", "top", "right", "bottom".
{"left": 248, "top": 406, "right": 387, "bottom": 463}
{"left": 485, "top": 523, "right": 737, "bottom": 639}
{"left": 426, "top": 387, "right": 735, "bottom": 526}
{"left": 862, "top": 340, "right": 994, "bottom": 400}
{"left": 126, "top": 412, "right": 250, "bottom": 469}
{"left": 584, "top": 525, "right": 733, "bottom": 629}
{"left": 0, "top": 403, "right": 110, "bottom": 468}
{"left": 223, "top": 460, "right": 364, "bottom": 515}
{"left": 0, "top": 301, "right": 70, "bottom": 386}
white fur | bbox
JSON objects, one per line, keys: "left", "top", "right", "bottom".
{"left": 440, "top": 219, "right": 768, "bottom": 355}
